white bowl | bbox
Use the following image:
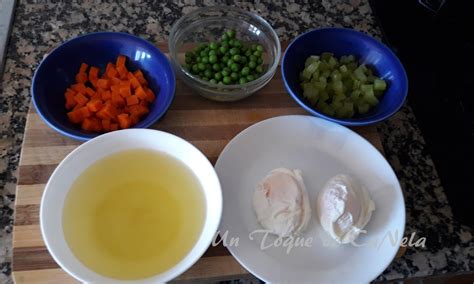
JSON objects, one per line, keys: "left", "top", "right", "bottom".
{"left": 40, "top": 129, "right": 222, "bottom": 283}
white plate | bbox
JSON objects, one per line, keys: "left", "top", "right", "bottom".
{"left": 215, "top": 115, "right": 405, "bottom": 283}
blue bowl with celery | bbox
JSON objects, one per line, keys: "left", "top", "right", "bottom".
{"left": 282, "top": 28, "right": 408, "bottom": 126}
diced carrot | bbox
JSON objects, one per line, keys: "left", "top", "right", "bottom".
{"left": 90, "top": 79, "right": 98, "bottom": 88}
{"left": 105, "top": 63, "right": 114, "bottom": 73}
{"left": 119, "top": 85, "right": 131, "bottom": 98}
{"left": 127, "top": 72, "right": 141, "bottom": 89}
{"left": 144, "top": 89, "right": 155, "bottom": 102}
{"left": 106, "top": 65, "right": 118, "bottom": 78}
{"left": 77, "top": 106, "right": 92, "bottom": 118}
{"left": 75, "top": 72, "right": 88, "bottom": 83}
{"left": 89, "top": 66, "right": 99, "bottom": 81}
{"left": 116, "top": 55, "right": 126, "bottom": 68}
{"left": 101, "top": 90, "right": 111, "bottom": 101}
{"left": 126, "top": 95, "right": 140, "bottom": 106}
{"left": 87, "top": 99, "right": 103, "bottom": 112}
{"left": 110, "top": 85, "right": 121, "bottom": 94}
{"left": 67, "top": 110, "right": 83, "bottom": 124}
{"left": 130, "top": 114, "right": 139, "bottom": 125}
{"left": 117, "top": 113, "right": 132, "bottom": 129}
{"left": 72, "top": 83, "right": 87, "bottom": 93}
{"left": 133, "top": 70, "right": 147, "bottom": 85}
{"left": 110, "top": 123, "right": 119, "bottom": 131}
{"left": 116, "top": 65, "right": 128, "bottom": 78}
{"left": 101, "top": 119, "right": 111, "bottom": 131}
{"left": 97, "top": 79, "right": 110, "bottom": 89}
{"left": 74, "top": 93, "right": 89, "bottom": 107}
{"left": 65, "top": 92, "right": 77, "bottom": 110}
{"left": 81, "top": 117, "right": 101, "bottom": 132}
{"left": 85, "top": 87, "right": 95, "bottom": 97}
{"left": 135, "top": 86, "right": 147, "bottom": 100}
{"left": 110, "top": 77, "right": 121, "bottom": 86}
{"left": 129, "top": 104, "right": 149, "bottom": 118}
{"left": 111, "top": 92, "right": 125, "bottom": 107}
{"left": 79, "top": 63, "right": 89, "bottom": 73}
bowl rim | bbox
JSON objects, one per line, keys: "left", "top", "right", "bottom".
{"left": 31, "top": 31, "right": 176, "bottom": 141}
{"left": 40, "top": 128, "right": 223, "bottom": 283}
{"left": 281, "top": 27, "right": 409, "bottom": 126}
{"left": 168, "top": 6, "right": 281, "bottom": 90}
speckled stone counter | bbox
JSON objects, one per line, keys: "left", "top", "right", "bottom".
{"left": 0, "top": 1, "right": 472, "bottom": 283}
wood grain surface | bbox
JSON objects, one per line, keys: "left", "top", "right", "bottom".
{"left": 12, "top": 43, "right": 387, "bottom": 283}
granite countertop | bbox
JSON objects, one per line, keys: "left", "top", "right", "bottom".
{"left": 0, "top": 1, "right": 472, "bottom": 283}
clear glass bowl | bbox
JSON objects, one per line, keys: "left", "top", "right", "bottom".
{"left": 169, "top": 6, "right": 281, "bottom": 102}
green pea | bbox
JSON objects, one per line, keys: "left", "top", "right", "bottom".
{"left": 249, "top": 55, "right": 257, "bottom": 62}
{"left": 256, "top": 45, "right": 264, "bottom": 52}
{"left": 245, "top": 50, "right": 252, "bottom": 57}
{"left": 196, "top": 57, "right": 202, "bottom": 63}
{"left": 210, "top": 78, "right": 218, "bottom": 84}
{"left": 231, "top": 63, "right": 240, "bottom": 72}
{"left": 220, "top": 62, "right": 226, "bottom": 69}
{"left": 192, "top": 64, "right": 199, "bottom": 73}
{"left": 185, "top": 57, "right": 193, "bottom": 64}
{"left": 246, "top": 74, "right": 255, "bottom": 81}
{"left": 201, "top": 57, "right": 209, "bottom": 64}
{"left": 248, "top": 61, "right": 257, "bottom": 69}
{"left": 223, "top": 67, "right": 231, "bottom": 73}
{"left": 209, "top": 55, "right": 217, "bottom": 63}
{"left": 255, "top": 65, "right": 263, "bottom": 73}
{"left": 241, "top": 66, "right": 250, "bottom": 76}
{"left": 229, "top": 47, "right": 239, "bottom": 55}
{"left": 234, "top": 40, "right": 242, "bottom": 48}
{"left": 200, "top": 50, "right": 207, "bottom": 57}
{"left": 214, "top": 72, "right": 222, "bottom": 80}
{"left": 221, "top": 41, "right": 229, "bottom": 48}
{"left": 221, "top": 69, "right": 230, "bottom": 77}
{"left": 226, "top": 29, "right": 236, "bottom": 39}
{"left": 230, "top": 72, "right": 239, "bottom": 81}
{"left": 223, "top": 76, "right": 231, "bottom": 84}
{"left": 209, "top": 42, "right": 218, "bottom": 50}
{"left": 257, "top": 58, "right": 263, "bottom": 64}
{"left": 204, "top": 69, "right": 213, "bottom": 77}
{"left": 227, "top": 59, "right": 234, "bottom": 67}
{"left": 209, "top": 50, "right": 217, "bottom": 56}
{"left": 240, "top": 56, "right": 247, "bottom": 64}
{"left": 198, "top": 63, "right": 206, "bottom": 71}
{"left": 250, "top": 44, "right": 257, "bottom": 51}
{"left": 221, "top": 55, "right": 229, "bottom": 62}
{"left": 220, "top": 46, "right": 228, "bottom": 54}
{"left": 253, "top": 50, "right": 262, "bottom": 57}
{"left": 232, "top": 54, "right": 241, "bottom": 62}
{"left": 212, "top": 63, "right": 220, "bottom": 71}
{"left": 221, "top": 33, "right": 229, "bottom": 41}
{"left": 239, "top": 77, "right": 248, "bottom": 84}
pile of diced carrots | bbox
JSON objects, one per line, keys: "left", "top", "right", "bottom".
{"left": 64, "top": 55, "right": 156, "bottom": 132}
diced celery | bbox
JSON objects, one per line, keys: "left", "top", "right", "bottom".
{"left": 347, "top": 62, "right": 358, "bottom": 70}
{"left": 374, "top": 78, "right": 387, "bottom": 91}
{"left": 305, "top": 55, "right": 320, "bottom": 68}
{"left": 321, "top": 105, "right": 335, "bottom": 116}
{"left": 321, "top": 52, "right": 334, "bottom": 61}
{"left": 331, "top": 70, "right": 341, "bottom": 81}
{"left": 339, "top": 64, "right": 348, "bottom": 73}
{"left": 328, "top": 57, "right": 337, "bottom": 68}
{"left": 354, "top": 67, "right": 367, "bottom": 82}
{"left": 346, "top": 55, "right": 355, "bottom": 62}
{"left": 333, "top": 94, "right": 345, "bottom": 103}
{"left": 302, "top": 61, "right": 320, "bottom": 80}
{"left": 350, "top": 90, "right": 361, "bottom": 100}
{"left": 332, "top": 80, "right": 344, "bottom": 94}
{"left": 357, "top": 103, "right": 370, "bottom": 114}
{"left": 319, "top": 91, "right": 329, "bottom": 102}
{"left": 360, "top": 84, "right": 374, "bottom": 93}
{"left": 363, "top": 89, "right": 379, "bottom": 107}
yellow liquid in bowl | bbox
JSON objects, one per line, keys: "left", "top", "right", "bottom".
{"left": 62, "top": 149, "right": 205, "bottom": 280}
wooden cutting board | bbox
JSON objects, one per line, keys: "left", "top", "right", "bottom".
{"left": 12, "top": 43, "right": 387, "bottom": 283}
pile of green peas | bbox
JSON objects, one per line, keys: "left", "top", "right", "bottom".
{"left": 184, "top": 29, "right": 265, "bottom": 85}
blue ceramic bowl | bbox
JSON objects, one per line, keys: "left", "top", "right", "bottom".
{"left": 32, "top": 32, "right": 176, "bottom": 141}
{"left": 282, "top": 28, "right": 408, "bottom": 126}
